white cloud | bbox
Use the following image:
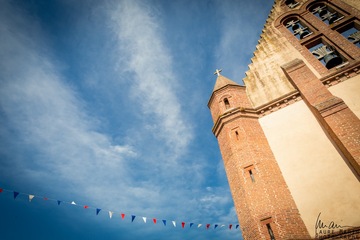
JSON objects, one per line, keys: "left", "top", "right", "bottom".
{"left": 110, "top": 0, "right": 193, "bottom": 158}
{"left": 0, "top": 0, "right": 134, "bottom": 196}
{"left": 215, "top": 0, "right": 272, "bottom": 83}
{"left": 0, "top": 2, "right": 237, "bottom": 236}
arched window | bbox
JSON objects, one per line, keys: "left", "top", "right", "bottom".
{"left": 285, "top": 17, "right": 312, "bottom": 39}
{"left": 310, "top": 3, "right": 344, "bottom": 25}
{"left": 224, "top": 98, "right": 230, "bottom": 109}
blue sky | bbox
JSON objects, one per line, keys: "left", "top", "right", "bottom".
{"left": 0, "top": 0, "right": 273, "bottom": 239}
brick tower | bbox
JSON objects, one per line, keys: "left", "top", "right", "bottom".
{"left": 208, "top": 0, "right": 360, "bottom": 239}
{"left": 208, "top": 72, "right": 311, "bottom": 239}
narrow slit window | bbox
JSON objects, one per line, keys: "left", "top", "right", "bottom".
{"left": 235, "top": 131, "right": 239, "bottom": 140}
{"left": 249, "top": 169, "right": 255, "bottom": 182}
{"left": 224, "top": 98, "right": 230, "bottom": 109}
{"left": 266, "top": 223, "right": 276, "bottom": 240}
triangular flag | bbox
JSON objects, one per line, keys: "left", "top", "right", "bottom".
{"left": 43, "top": 197, "right": 48, "bottom": 200}
{"left": 0, "top": 188, "right": 3, "bottom": 193}
{"left": 57, "top": 200, "right": 62, "bottom": 205}
{"left": 229, "top": 224, "right": 233, "bottom": 230}
{"left": 109, "top": 211, "right": 113, "bottom": 219}
{"left": 153, "top": 218, "right": 157, "bottom": 224}
{"left": 221, "top": 224, "right": 225, "bottom": 228}
{"left": 190, "top": 223, "right": 194, "bottom": 228}
{"left": 131, "top": 215, "right": 136, "bottom": 222}
{"left": 28, "top": 195, "right": 35, "bottom": 202}
{"left": 236, "top": 224, "right": 239, "bottom": 229}
{"left": 142, "top": 217, "right": 147, "bottom": 223}
{"left": 96, "top": 208, "right": 101, "bottom": 215}
{"left": 172, "top": 221, "right": 176, "bottom": 227}
{"left": 121, "top": 213, "right": 125, "bottom": 219}
{"left": 84, "top": 205, "right": 89, "bottom": 209}
{"left": 13, "top": 191, "right": 19, "bottom": 199}
{"left": 214, "top": 224, "right": 218, "bottom": 229}
{"left": 162, "top": 220, "right": 166, "bottom": 226}
{"left": 197, "top": 224, "right": 202, "bottom": 228}
{"left": 181, "top": 222, "right": 185, "bottom": 228}
{"left": 71, "top": 201, "right": 76, "bottom": 205}
{"left": 206, "top": 224, "right": 210, "bottom": 229}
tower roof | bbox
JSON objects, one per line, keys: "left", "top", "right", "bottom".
{"left": 212, "top": 75, "right": 241, "bottom": 92}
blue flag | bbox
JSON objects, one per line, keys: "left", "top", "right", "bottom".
{"left": 162, "top": 220, "right": 167, "bottom": 226}
{"left": 13, "top": 191, "right": 19, "bottom": 199}
{"left": 214, "top": 224, "right": 218, "bottom": 229}
{"left": 236, "top": 224, "right": 239, "bottom": 229}
{"left": 190, "top": 223, "right": 194, "bottom": 228}
{"left": 131, "top": 215, "right": 136, "bottom": 222}
{"left": 96, "top": 208, "right": 101, "bottom": 215}
{"left": 57, "top": 200, "right": 62, "bottom": 205}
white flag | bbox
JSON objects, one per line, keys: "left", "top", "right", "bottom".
{"left": 198, "top": 224, "right": 202, "bottom": 228}
{"left": 28, "top": 195, "right": 35, "bottom": 202}
{"left": 142, "top": 217, "right": 147, "bottom": 223}
{"left": 172, "top": 221, "right": 176, "bottom": 227}
{"left": 71, "top": 201, "right": 76, "bottom": 205}
{"left": 109, "top": 211, "right": 113, "bottom": 219}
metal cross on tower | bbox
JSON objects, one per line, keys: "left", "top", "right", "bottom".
{"left": 214, "top": 69, "right": 222, "bottom": 76}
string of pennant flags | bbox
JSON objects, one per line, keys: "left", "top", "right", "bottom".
{"left": 0, "top": 188, "right": 239, "bottom": 231}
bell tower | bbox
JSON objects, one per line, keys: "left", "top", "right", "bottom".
{"left": 208, "top": 70, "right": 310, "bottom": 240}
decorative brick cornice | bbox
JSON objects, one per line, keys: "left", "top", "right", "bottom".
{"left": 212, "top": 61, "right": 359, "bottom": 135}
{"left": 212, "top": 91, "right": 302, "bottom": 136}
{"left": 255, "top": 91, "right": 302, "bottom": 117}
{"left": 212, "top": 107, "right": 259, "bottom": 137}
{"left": 321, "top": 62, "right": 360, "bottom": 88}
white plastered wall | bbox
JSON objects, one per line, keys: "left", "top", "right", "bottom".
{"left": 259, "top": 100, "right": 360, "bottom": 238}
{"left": 328, "top": 75, "right": 360, "bottom": 119}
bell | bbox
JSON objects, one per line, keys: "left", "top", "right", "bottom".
{"left": 292, "top": 23, "right": 300, "bottom": 31}
{"left": 299, "top": 29, "right": 310, "bottom": 39}
{"left": 328, "top": 13, "right": 338, "bottom": 24}
{"left": 319, "top": 9, "right": 328, "bottom": 18}
{"left": 324, "top": 53, "right": 342, "bottom": 69}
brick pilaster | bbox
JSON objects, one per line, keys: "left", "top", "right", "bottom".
{"left": 282, "top": 59, "right": 360, "bottom": 178}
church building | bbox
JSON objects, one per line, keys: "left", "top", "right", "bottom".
{"left": 208, "top": 0, "right": 360, "bottom": 239}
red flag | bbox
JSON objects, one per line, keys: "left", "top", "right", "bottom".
{"left": 153, "top": 218, "right": 157, "bottom": 224}
{"left": 229, "top": 224, "right": 233, "bottom": 230}
{"left": 121, "top": 213, "right": 125, "bottom": 219}
{"left": 206, "top": 224, "right": 210, "bottom": 229}
{"left": 43, "top": 197, "right": 48, "bottom": 200}
{"left": 0, "top": 188, "right": 3, "bottom": 193}
{"left": 84, "top": 205, "right": 89, "bottom": 209}
{"left": 181, "top": 222, "right": 185, "bottom": 228}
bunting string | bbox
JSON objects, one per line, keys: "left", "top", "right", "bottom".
{"left": 0, "top": 187, "right": 239, "bottom": 231}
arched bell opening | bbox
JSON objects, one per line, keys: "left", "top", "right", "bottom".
{"left": 284, "top": 17, "right": 312, "bottom": 40}
{"left": 309, "top": 3, "right": 344, "bottom": 25}
{"left": 284, "top": 0, "right": 299, "bottom": 9}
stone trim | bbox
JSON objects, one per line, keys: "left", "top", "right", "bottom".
{"left": 321, "top": 62, "right": 360, "bottom": 88}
